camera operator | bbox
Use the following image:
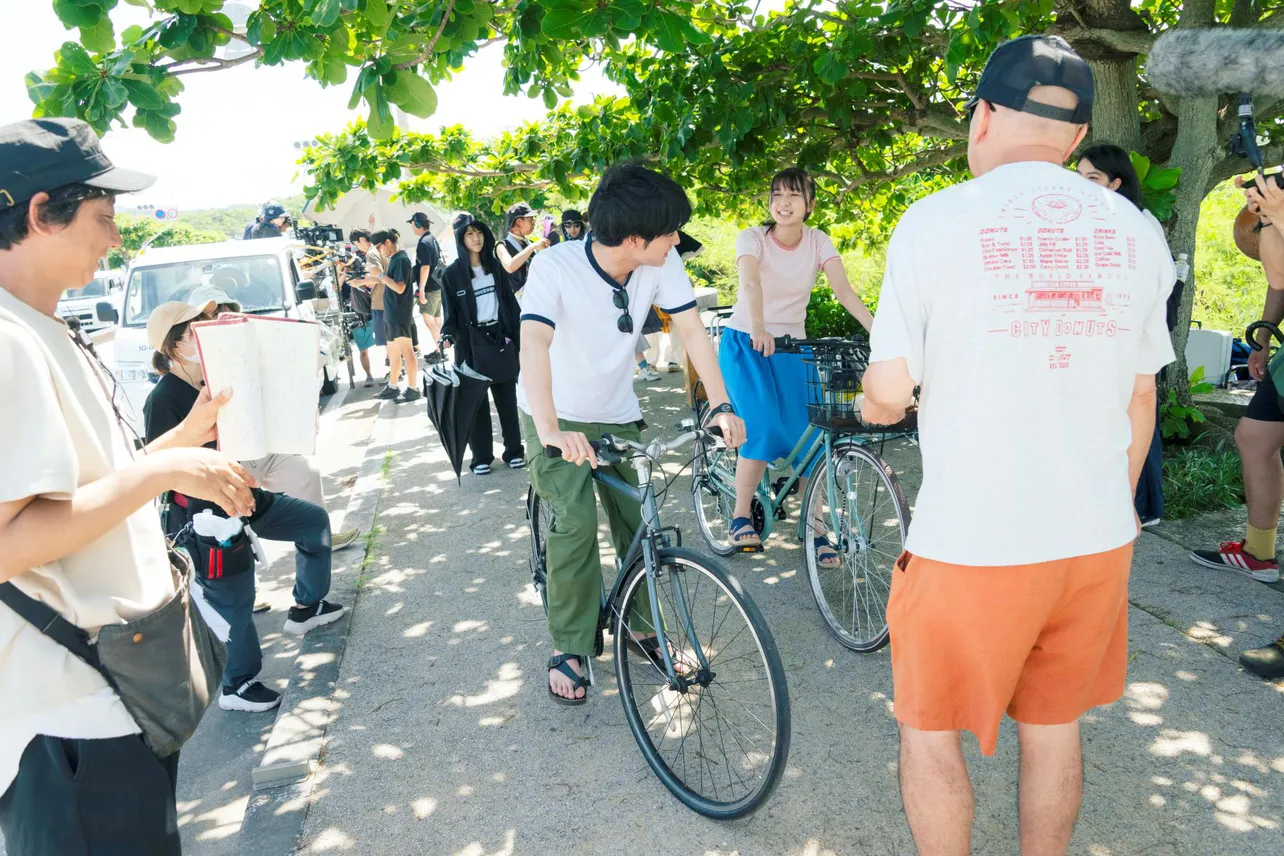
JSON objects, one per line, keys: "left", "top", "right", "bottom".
{"left": 248, "top": 202, "right": 288, "bottom": 240}
{"left": 497, "top": 202, "right": 550, "bottom": 294}
{"left": 0, "top": 118, "right": 257, "bottom": 854}
{"left": 340, "top": 229, "right": 378, "bottom": 387}
{"left": 1191, "top": 174, "right": 1284, "bottom": 678}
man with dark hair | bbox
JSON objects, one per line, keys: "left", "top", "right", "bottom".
{"left": 371, "top": 229, "right": 420, "bottom": 403}
{"left": 862, "top": 37, "right": 1173, "bottom": 853}
{"left": 496, "top": 201, "right": 549, "bottom": 293}
{"left": 248, "top": 202, "right": 287, "bottom": 240}
{"left": 341, "top": 228, "right": 378, "bottom": 387}
{"left": 519, "top": 161, "right": 746, "bottom": 704}
{"left": 409, "top": 212, "right": 445, "bottom": 362}
{"left": 0, "top": 117, "right": 257, "bottom": 854}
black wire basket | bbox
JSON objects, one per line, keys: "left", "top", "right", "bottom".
{"left": 804, "top": 340, "right": 918, "bottom": 433}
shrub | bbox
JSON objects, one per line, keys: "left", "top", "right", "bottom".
{"left": 1160, "top": 366, "right": 1216, "bottom": 441}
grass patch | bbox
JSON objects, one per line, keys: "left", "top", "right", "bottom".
{"left": 1162, "top": 443, "right": 1244, "bottom": 520}
{"left": 380, "top": 448, "right": 394, "bottom": 479}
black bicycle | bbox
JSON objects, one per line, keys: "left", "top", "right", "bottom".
{"left": 526, "top": 422, "right": 791, "bottom": 819}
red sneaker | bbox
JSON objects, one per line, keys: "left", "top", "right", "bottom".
{"left": 1189, "top": 540, "right": 1280, "bottom": 584}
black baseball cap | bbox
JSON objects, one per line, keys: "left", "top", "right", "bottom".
{"left": 0, "top": 118, "right": 154, "bottom": 211}
{"left": 408, "top": 212, "right": 432, "bottom": 227}
{"left": 507, "top": 202, "right": 536, "bottom": 226}
{"left": 967, "top": 35, "right": 1094, "bottom": 125}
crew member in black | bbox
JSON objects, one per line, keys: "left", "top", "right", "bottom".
{"left": 442, "top": 214, "right": 524, "bottom": 474}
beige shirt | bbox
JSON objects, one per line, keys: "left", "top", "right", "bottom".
{"left": 0, "top": 286, "right": 174, "bottom": 788}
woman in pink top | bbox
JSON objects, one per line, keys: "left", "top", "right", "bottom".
{"left": 718, "top": 168, "right": 874, "bottom": 563}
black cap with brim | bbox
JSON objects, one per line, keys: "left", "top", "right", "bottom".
{"left": 408, "top": 212, "right": 432, "bottom": 227}
{"left": 969, "top": 35, "right": 1094, "bottom": 125}
{"left": 0, "top": 118, "right": 154, "bottom": 210}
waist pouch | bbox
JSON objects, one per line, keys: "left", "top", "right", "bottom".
{"left": 0, "top": 549, "right": 227, "bottom": 758}
{"left": 177, "top": 524, "right": 256, "bottom": 581}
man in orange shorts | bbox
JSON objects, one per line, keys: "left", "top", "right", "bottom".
{"left": 861, "top": 36, "right": 1176, "bottom": 856}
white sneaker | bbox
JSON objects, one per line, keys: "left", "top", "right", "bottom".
{"left": 636, "top": 367, "right": 661, "bottom": 382}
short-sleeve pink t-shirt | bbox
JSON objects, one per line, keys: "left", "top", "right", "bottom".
{"left": 725, "top": 225, "right": 840, "bottom": 338}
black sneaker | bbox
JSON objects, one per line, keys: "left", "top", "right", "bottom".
{"left": 472, "top": 463, "right": 492, "bottom": 475}
{"left": 399, "top": 387, "right": 422, "bottom": 404}
{"left": 219, "top": 680, "right": 282, "bottom": 712}
{"left": 283, "top": 600, "right": 345, "bottom": 636}
{"left": 376, "top": 385, "right": 400, "bottom": 400}
{"left": 507, "top": 457, "right": 526, "bottom": 470}
{"left": 1240, "top": 635, "right": 1284, "bottom": 679}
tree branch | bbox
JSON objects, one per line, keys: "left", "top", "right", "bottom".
{"left": 1207, "top": 142, "right": 1284, "bottom": 192}
{"left": 159, "top": 50, "right": 263, "bottom": 76}
{"left": 395, "top": 0, "right": 458, "bottom": 71}
{"left": 1054, "top": 26, "right": 1155, "bottom": 55}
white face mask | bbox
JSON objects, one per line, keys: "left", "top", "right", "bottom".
{"left": 176, "top": 341, "right": 201, "bottom": 365}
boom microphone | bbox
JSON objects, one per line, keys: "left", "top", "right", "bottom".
{"left": 1146, "top": 29, "right": 1284, "bottom": 98}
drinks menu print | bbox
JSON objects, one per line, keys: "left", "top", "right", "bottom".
{"left": 979, "top": 180, "right": 1138, "bottom": 372}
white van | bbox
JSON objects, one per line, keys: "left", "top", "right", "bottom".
{"left": 105, "top": 238, "right": 343, "bottom": 428}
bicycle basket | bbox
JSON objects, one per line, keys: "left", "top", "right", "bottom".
{"left": 803, "top": 340, "right": 917, "bottom": 433}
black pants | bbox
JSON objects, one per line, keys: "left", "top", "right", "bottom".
{"left": 469, "top": 380, "right": 523, "bottom": 469}
{"left": 1135, "top": 394, "right": 1165, "bottom": 522}
{"left": 0, "top": 734, "right": 181, "bottom": 855}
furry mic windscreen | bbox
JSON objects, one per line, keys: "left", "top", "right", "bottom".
{"left": 1146, "top": 29, "right": 1284, "bottom": 97}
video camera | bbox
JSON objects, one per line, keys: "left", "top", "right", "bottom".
{"left": 297, "top": 223, "right": 346, "bottom": 247}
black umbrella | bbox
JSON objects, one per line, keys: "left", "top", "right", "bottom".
{"left": 423, "top": 363, "right": 490, "bottom": 483}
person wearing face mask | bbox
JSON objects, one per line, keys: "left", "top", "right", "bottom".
{"left": 441, "top": 214, "right": 525, "bottom": 474}
{"left": 143, "top": 302, "right": 346, "bottom": 715}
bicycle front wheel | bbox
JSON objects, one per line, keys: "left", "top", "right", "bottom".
{"left": 613, "top": 548, "right": 790, "bottom": 819}
{"left": 527, "top": 489, "right": 553, "bottom": 615}
{"left": 691, "top": 432, "right": 740, "bottom": 557}
{"left": 802, "top": 439, "right": 909, "bottom": 653}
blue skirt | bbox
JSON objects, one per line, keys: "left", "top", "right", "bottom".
{"left": 719, "top": 328, "right": 816, "bottom": 469}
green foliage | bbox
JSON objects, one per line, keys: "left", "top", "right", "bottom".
{"left": 1160, "top": 366, "right": 1215, "bottom": 441}
{"left": 1193, "top": 182, "right": 1271, "bottom": 338}
{"left": 108, "top": 213, "right": 224, "bottom": 268}
{"left": 1161, "top": 443, "right": 1245, "bottom": 520}
{"left": 1128, "top": 152, "right": 1181, "bottom": 222}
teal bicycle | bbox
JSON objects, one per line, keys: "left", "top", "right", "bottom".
{"left": 691, "top": 336, "right": 914, "bottom": 652}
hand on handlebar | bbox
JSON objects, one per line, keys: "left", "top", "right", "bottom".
{"left": 709, "top": 410, "right": 746, "bottom": 450}
{"left": 543, "top": 429, "right": 598, "bottom": 468}
{"left": 1250, "top": 346, "right": 1269, "bottom": 382}
{"left": 750, "top": 325, "right": 775, "bottom": 358}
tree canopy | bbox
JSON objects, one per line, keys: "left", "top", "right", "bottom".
{"left": 25, "top": 0, "right": 1284, "bottom": 384}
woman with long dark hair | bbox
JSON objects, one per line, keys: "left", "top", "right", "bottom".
{"left": 1077, "top": 143, "right": 1169, "bottom": 526}
{"left": 441, "top": 214, "right": 525, "bottom": 474}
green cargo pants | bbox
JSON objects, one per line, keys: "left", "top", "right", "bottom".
{"left": 521, "top": 411, "right": 656, "bottom": 655}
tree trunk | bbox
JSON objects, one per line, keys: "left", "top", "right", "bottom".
{"left": 1085, "top": 57, "right": 1141, "bottom": 152}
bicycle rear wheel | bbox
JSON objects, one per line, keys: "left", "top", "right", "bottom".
{"left": 801, "top": 439, "right": 909, "bottom": 653}
{"left": 614, "top": 548, "right": 790, "bottom": 819}
{"left": 691, "top": 432, "right": 740, "bottom": 557}
{"left": 528, "top": 489, "right": 553, "bottom": 615}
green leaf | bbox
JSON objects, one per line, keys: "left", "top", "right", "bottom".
{"left": 122, "top": 77, "right": 166, "bottom": 109}
{"left": 386, "top": 71, "right": 438, "bottom": 118}
{"left": 813, "top": 52, "right": 845, "bottom": 86}
{"left": 25, "top": 72, "right": 57, "bottom": 107}
{"left": 1146, "top": 166, "right": 1181, "bottom": 191}
{"left": 58, "top": 42, "right": 100, "bottom": 76}
{"left": 122, "top": 0, "right": 153, "bottom": 8}
{"left": 363, "top": 0, "right": 389, "bottom": 33}
{"left": 80, "top": 17, "right": 116, "bottom": 53}
{"left": 367, "top": 85, "right": 394, "bottom": 140}
{"left": 1129, "top": 151, "right": 1151, "bottom": 183}
{"left": 647, "top": 10, "right": 691, "bottom": 53}
{"left": 53, "top": 0, "right": 104, "bottom": 29}
{"left": 310, "top": 0, "right": 343, "bottom": 28}
{"left": 542, "top": 85, "right": 557, "bottom": 109}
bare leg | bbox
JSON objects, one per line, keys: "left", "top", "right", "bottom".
{"left": 404, "top": 338, "right": 419, "bottom": 389}
{"left": 359, "top": 348, "right": 373, "bottom": 380}
{"left": 1017, "top": 721, "right": 1083, "bottom": 856}
{"left": 899, "top": 724, "right": 972, "bottom": 856}
{"left": 1236, "top": 418, "right": 1284, "bottom": 530}
{"left": 733, "top": 456, "right": 769, "bottom": 520}
{"left": 423, "top": 313, "right": 442, "bottom": 350}
{"left": 387, "top": 340, "right": 405, "bottom": 388}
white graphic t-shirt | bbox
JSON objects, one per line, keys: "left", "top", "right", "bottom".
{"left": 869, "top": 161, "right": 1176, "bottom": 566}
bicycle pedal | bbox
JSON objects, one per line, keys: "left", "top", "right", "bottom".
{"left": 736, "top": 544, "right": 764, "bottom": 554}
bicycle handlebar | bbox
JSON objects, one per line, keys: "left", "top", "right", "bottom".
{"left": 544, "top": 424, "right": 723, "bottom": 462}
{"left": 772, "top": 334, "right": 867, "bottom": 354}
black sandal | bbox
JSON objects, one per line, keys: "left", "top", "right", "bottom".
{"left": 547, "top": 653, "right": 589, "bottom": 706}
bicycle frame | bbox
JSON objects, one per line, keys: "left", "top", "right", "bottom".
{"left": 584, "top": 450, "right": 716, "bottom": 688}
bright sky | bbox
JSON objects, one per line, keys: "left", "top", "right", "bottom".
{"left": 0, "top": 0, "right": 626, "bottom": 211}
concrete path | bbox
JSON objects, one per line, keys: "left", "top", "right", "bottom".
{"left": 279, "top": 373, "right": 1280, "bottom": 856}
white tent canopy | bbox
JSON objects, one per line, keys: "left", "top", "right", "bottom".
{"left": 303, "top": 187, "right": 456, "bottom": 261}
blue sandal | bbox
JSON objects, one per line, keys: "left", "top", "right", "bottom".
{"left": 814, "top": 535, "right": 842, "bottom": 570}
{"left": 730, "top": 517, "right": 763, "bottom": 552}
{"left": 548, "top": 654, "right": 589, "bottom": 706}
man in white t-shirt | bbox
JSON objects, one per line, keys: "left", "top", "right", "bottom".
{"left": 862, "top": 37, "right": 1174, "bottom": 854}
{"left": 0, "top": 119, "right": 258, "bottom": 854}
{"left": 518, "top": 162, "right": 745, "bottom": 704}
